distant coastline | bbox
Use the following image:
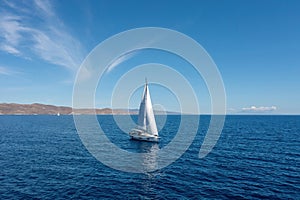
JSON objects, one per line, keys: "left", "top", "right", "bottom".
{"left": 0, "top": 103, "right": 179, "bottom": 115}
{"left": 0, "top": 103, "right": 132, "bottom": 115}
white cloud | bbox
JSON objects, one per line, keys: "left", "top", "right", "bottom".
{"left": 105, "top": 52, "right": 137, "bottom": 73}
{"left": 227, "top": 108, "right": 236, "bottom": 112}
{"left": 0, "top": 44, "right": 21, "bottom": 55}
{"left": 0, "top": 15, "right": 24, "bottom": 46}
{"left": 0, "top": 0, "right": 85, "bottom": 70}
{"left": 0, "top": 67, "right": 10, "bottom": 75}
{"left": 0, "top": 66, "right": 17, "bottom": 76}
{"left": 242, "top": 105, "right": 277, "bottom": 112}
{"left": 34, "top": 0, "right": 55, "bottom": 17}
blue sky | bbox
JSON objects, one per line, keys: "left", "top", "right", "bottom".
{"left": 0, "top": 0, "right": 300, "bottom": 114}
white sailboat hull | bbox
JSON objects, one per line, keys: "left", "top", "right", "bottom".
{"left": 129, "top": 128, "right": 159, "bottom": 142}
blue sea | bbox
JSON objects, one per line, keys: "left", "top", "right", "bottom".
{"left": 0, "top": 115, "right": 299, "bottom": 199}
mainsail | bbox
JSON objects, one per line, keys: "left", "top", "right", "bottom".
{"left": 137, "top": 80, "right": 158, "bottom": 136}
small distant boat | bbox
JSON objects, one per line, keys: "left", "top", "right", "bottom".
{"left": 129, "top": 79, "right": 159, "bottom": 142}
{"left": 57, "top": 112, "right": 60, "bottom": 116}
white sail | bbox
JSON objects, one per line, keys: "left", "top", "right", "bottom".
{"left": 137, "top": 81, "right": 158, "bottom": 136}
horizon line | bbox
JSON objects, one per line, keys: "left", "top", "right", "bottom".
{"left": 0, "top": 102, "right": 299, "bottom": 115}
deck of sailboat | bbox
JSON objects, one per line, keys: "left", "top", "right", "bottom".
{"left": 129, "top": 128, "right": 159, "bottom": 142}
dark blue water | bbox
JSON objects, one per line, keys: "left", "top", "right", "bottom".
{"left": 0, "top": 115, "right": 299, "bottom": 199}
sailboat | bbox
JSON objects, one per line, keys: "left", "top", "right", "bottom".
{"left": 129, "top": 79, "right": 159, "bottom": 142}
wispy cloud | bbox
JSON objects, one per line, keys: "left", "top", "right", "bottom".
{"left": 241, "top": 106, "right": 277, "bottom": 113}
{"left": 0, "top": 44, "right": 20, "bottom": 55}
{"left": 0, "top": 66, "right": 18, "bottom": 76}
{"left": 227, "top": 108, "right": 236, "bottom": 113}
{"left": 34, "top": 0, "right": 55, "bottom": 17}
{"left": 105, "top": 52, "right": 137, "bottom": 73}
{"left": 0, "top": 0, "right": 85, "bottom": 70}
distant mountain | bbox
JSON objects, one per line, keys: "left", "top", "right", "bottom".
{"left": 0, "top": 103, "right": 179, "bottom": 115}
{"left": 0, "top": 103, "right": 136, "bottom": 115}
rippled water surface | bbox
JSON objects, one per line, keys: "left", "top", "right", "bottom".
{"left": 0, "top": 115, "right": 299, "bottom": 199}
